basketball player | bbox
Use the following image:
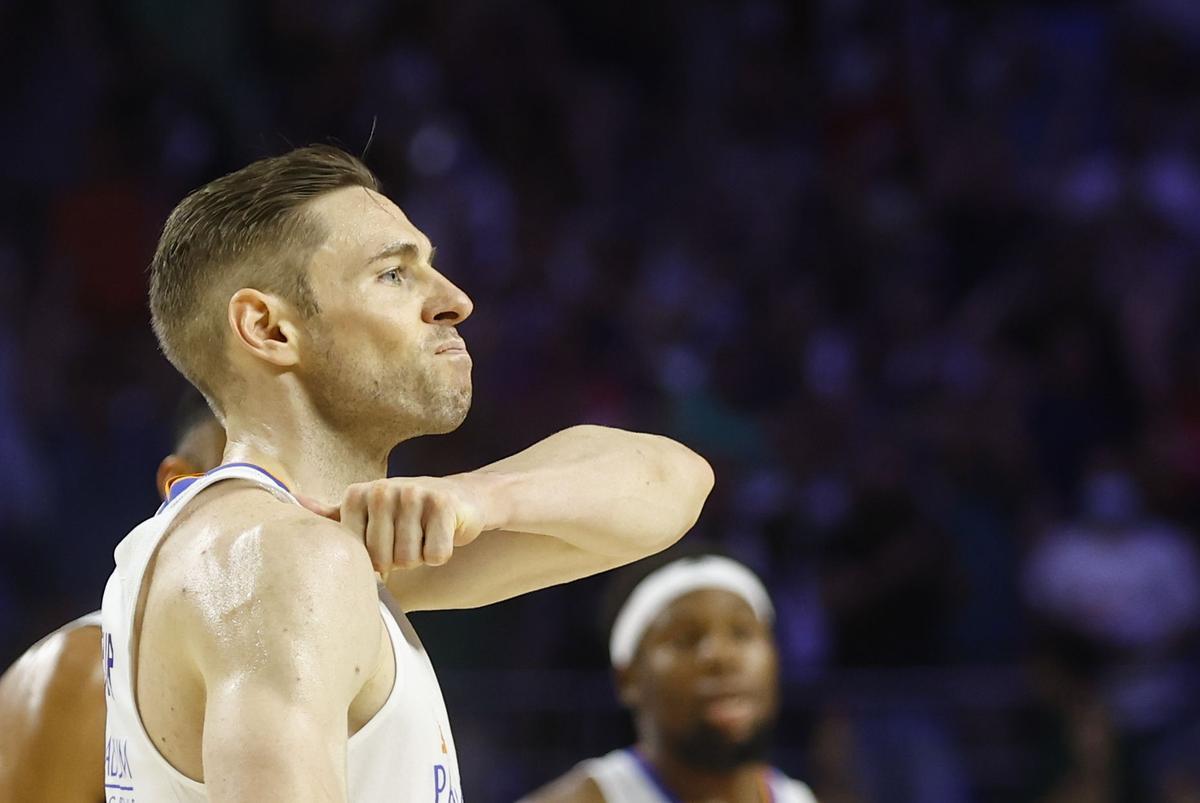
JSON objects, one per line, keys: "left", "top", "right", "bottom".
{"left": 0, "top": 395, "right": 224, "bottom": 803}
{"left": 102, "top": 145, "right": 714, "bottom": 802}
{"left": 522, "top": 555, "right": 817, "bottom": 803}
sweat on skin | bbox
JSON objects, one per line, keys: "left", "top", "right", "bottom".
{"left": 114, "top": 150, "right": 714, "bottom": 803}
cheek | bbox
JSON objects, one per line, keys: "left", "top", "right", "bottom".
{"left": 643, "top": 652, "right": 697, "bottom": 710}
{"left": 746, "top": 642, "right": 780, "bottom": 700}
{"left": 316, "top": 302, "right": 416, "bottom": 355}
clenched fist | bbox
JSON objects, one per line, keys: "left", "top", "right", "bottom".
{"left": 300, "top": 477, "right": 487, "bottom": 574}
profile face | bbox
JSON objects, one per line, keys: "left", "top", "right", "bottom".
{"left": 299, "top": 186, "right": 475, "bottom": 438}
{"left": 626, "top": 588, "right": 780, "bottom": 769}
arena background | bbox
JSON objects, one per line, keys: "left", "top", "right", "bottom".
{"left": 3, "top": 1, "right": 1200, "bottom": 800}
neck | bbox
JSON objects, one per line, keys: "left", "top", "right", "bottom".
{"left": 222, "top": 407, "right": 391, "bottom": 505}
{"left": 636, "top": 741, "right": 769, "bottom": 803}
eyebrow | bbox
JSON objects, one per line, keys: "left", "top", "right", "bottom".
{"left": 368, "top": 240, "right": 436, "bottom": 265}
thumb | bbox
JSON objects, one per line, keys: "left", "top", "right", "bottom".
{"left": 452, "top": 507, "right": 484, "bottom": 547}
{"left": 297, "top": 493, "right": 341, "bottom": 521}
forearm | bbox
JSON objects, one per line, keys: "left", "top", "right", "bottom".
{"left": 460, "top": 425, "right": 713, "bottom": 557}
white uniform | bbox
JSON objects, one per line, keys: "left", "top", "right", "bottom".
{"left": 100, "top": 463, "right": 464, "bottom": 802}
{"left": 582, "top": 749, "right": 817, "bottom": 803}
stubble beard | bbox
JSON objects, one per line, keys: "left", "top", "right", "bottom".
{"left": 666, "top": 714, "right": 777, "bottom": 773}
{"left": 306, "top": 341, "right": 472, "bottom": 444}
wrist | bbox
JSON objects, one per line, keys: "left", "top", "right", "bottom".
{"left": 452, "top": 470, "right": 513, "bottom": 532}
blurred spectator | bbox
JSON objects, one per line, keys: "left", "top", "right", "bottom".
{"left": 3, "top": 0, "right": 1200, "bottom": 799}
{"left": 1023, "top": 458, "right": 1200, "bottom": 796}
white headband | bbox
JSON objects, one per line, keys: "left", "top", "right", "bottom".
{"left": 609, "top": 555, "right": 774, "bottom": 669}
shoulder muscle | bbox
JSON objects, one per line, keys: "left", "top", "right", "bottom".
{"left": 178, "top": 505, "right": 381, "bottom": 686}
{"left": 0, "top": 624, "right": 106, "bottom": 800}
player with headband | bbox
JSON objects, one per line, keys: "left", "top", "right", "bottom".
{"left": 522, "top": 554, "right": 817, "bottom": 803}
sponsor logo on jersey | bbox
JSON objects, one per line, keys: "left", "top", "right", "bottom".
{"left": 102, "top": 629, "right": 115, "bottom": 698}
{"left": 434, "top": 763, "right": 462, "bottom": 802}
{"left": 105, "top": 736, "right": 136, "bottom": 801}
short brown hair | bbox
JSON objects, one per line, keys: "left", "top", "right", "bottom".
{"left": 149, "top": 145, "right": 378, "bottom": 410}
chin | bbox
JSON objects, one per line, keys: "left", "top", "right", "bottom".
{"left": 670, "top": 716, "right": 776, "bottom": 773}
{"left": 423, "top": 389, "right": 472, "bottom": 434}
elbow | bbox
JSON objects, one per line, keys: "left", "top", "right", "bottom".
{"left": 690, "top": 449, "right": 715, "bottom": 501}
{"left": 670, "top": 439, "right": 715, "bottom": 510}
{"left": 653, "top": 439, "right": 715, "bottom": 550}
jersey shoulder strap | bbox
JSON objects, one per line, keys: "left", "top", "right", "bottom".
{"left": 581, "top": 749, "right": 669, "bottom": 803}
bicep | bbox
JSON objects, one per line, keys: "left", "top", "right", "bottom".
{"left": 203, "top": 676, "right": 348, "bottom": 803}
{"left": 390, "top": 530, "right": 633, "bottom": 611}
{"left": 188, "top": 519, "right": 382, "bottom": 801}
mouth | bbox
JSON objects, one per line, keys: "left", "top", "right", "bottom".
{"left": 435, "top": 339, "right": 469, "bottom": 356}
{"left": 698, "top": 692, "right": 758, "bottom": 732}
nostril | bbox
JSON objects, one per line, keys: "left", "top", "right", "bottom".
{"left": 433, "top": 311, "right": 459, "bottom": 322}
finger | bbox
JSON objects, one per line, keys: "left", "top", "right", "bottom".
{"left": 364, "top": 483, "right": 395, "bottom": 574}
{"left": 340, "top": 484, "right": 368, "bottom": 540}
{"left": 422, "top": 500, "right": 456, "bottom": 566}
{"left": 296, "top": 493, "right": 340, "bottom": 521}
{"left": 391, "top": 486, "right": 424, "bottom": 569}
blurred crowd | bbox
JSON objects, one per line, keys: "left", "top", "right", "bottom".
{"left": 3, "top": 0, "right": 1200, "bottom": 800}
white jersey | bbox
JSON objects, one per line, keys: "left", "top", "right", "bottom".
{"left": 582, "top": 749, "right": 817, "bottom": 803}
{"left": 100, "top": 463, "right": 463, "bottom": 802}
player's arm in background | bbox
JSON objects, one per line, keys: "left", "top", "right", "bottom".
{"left": 0, "top": 626, "right": 106, "bottom": 803}
{"left": 307, "top": 425, "right": 713, "bottom": 611}
{"left": 179, "top": 507, "right": 382, "bottom": 803}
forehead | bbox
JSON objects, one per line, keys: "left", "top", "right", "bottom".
{"left": 306, "top": 186, "right": 431, "bottom": 266}
{"left": 648, "top": 588, "right": 760, "bottom": 634}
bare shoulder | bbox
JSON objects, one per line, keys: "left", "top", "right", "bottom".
{"left": 520, "top": 766, "right": 607, "bottom": 803}
{"left": 138, "top": 484, "right": 382, "bottom": 781}
{"left": 158, "top": 482, "right": 374, "bottom": 599}
{"left": 0, "top": 623, "right": 103, "bottom": 722}
{"left": 31, "top": 624, "right": 102, "bottom": 692}
{"left": 148, "top": 482, "right": 379, "bottom": 670}
{"left": 40, "top": 624, "right": 105, "bottom": 712}
{"left": 0, "top": 623, "right": 105, "bottom": 795}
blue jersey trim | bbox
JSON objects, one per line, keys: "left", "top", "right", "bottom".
{"left": 158, "top": 462, "right": 291, "bottom": 514}
{"left": 628, "top": 748, "right": 682, "bottom": 803}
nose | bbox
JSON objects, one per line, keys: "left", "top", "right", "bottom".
{"left": 424, "top": 271, "right": 474, "bottom": 326}
{"left": 695, "top": 631, "right": 742, "bottom": 672}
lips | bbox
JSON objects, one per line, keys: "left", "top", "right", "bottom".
{"left": 700, "top": 693, "right": 758, "bottom": 732}
{"left": 435, "top": 340, "right": 468, "bottom": 355}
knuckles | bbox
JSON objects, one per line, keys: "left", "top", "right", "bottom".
{"left": 336, "top": 477, "right": 468, "bottom": 571}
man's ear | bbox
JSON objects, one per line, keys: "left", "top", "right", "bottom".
{"left": 228, "top": 288, "right": 303, "bottom": 368}
{"left": 156, "top": 454, "right": 199, "bottom": 501}
{"left": 614, "top": 665, "right": 641, "bottom": 708}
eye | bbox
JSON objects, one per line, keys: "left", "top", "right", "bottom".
{"left": 379, "top": 267, "right": 406, "bottom": 284}
{"left": 671, "top": 629, "right": 701, "bottom": 650}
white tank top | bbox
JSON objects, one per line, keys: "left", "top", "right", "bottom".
{"left": 100, "top": 463, "right": 464, "bottom": 802}
{"left": 582, "top": 748, "right": 818, "bottom": 803}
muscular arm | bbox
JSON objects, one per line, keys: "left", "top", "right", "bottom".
{"left": 387, "top": 425, "right": 714, "bottom": 610}
{"left": 183, "top": 514, "right": 382, "bottom": 802}
{"left": 0, "top": 625, "right": 106, "bottom": 803}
